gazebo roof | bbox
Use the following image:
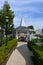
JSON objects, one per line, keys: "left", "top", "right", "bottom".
{"left": 16, "top": 26, "right": 27, "bottom": 30}
{"left": 16, "top": 26, "right": 35, "bottom": 33}
{"left": 15, "top": 17, "right": 35, "bottom": 33}
{"left": 20, "top": 17, "right": 26, "bottom": 27}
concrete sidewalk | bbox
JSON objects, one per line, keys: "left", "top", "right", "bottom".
{"left": 6, "top": 42, "right": 33, "bottom": 65}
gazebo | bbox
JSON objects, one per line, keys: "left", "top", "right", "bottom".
{"left": 16, "top": 17, "right": 35, "bottom": 41}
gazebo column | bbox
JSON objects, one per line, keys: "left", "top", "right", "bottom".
{"left": 16, "top": 31, "right": 18, "bottom": 39}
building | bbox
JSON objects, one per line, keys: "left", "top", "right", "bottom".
{"left": 16, "top": 17, "right": 35, "bottom": 41}
{"left": 35, "top": 29, "right": 43, "bottom": 39}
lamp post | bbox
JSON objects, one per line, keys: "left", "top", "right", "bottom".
{"left": 5, "top": 16, "right": 8, "bottom": 46}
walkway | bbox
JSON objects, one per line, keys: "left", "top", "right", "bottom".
{"left": 6, "top": 42, "right": 33, "bottom": 65}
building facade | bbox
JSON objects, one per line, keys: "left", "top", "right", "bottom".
{"left": 35, "top": 29, "right": 43, "bottom": 38}
{"left": 16, "top": 18, "right": 35, "bottom": 41}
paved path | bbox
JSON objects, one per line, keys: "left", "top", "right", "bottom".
{"left": 6, "top": 42, "right": 33, "bottom": 65}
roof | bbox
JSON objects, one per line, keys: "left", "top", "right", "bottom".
{"left": 16, "top": 26, "right": 35, "bottom": 33}
{"left": 35, "top": 34, "right": 43, "bottom": 37}
{"left": 16, "top": 26, "right": 28, "bottom": 30}
{"left": 20, "top": 17, "right": 25, "bottom": 27}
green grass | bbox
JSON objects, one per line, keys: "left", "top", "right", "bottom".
{"left": 0, "top": 39, "right": 18, "bottom": 65}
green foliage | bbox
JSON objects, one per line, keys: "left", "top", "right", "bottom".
{"left": 0, "top": 1, "right": 15, "bottom": 44}
{"left": 2, "top": 1, "right": 14, "bottom": 28}
{"left": 40, "top": 39, "right": 43, "bottom": 42}
{"left": 32, "top": 46, "right": 43, "bottom": 65}
{"left": 27, "top": 39, "right": 43, "bottom": 65}
{"left": 27, "top": 39, "right": 37, "bottom": 50}
{"left": 0, "top": 39, "right": 18, "bottom": 65}
{"left": 28, "top": 25, "right": 34, "bottom": 30}
{"left": 0, "top": 1, "right": 15, "bottom": 35}
{"left": 28, "top": 39, "right": 37, "bottom": 46}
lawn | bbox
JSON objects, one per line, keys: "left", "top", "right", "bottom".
{"left": 0, "top": 39, "right": 18, "bottom": 65}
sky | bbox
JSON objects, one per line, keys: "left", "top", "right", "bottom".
{"left": 0, "top": 0, "right": 43, "bottom": 30}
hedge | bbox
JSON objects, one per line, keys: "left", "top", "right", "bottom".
{"left": 32, "top": 46, "right": 43, "bottom": 65}
{"left": 27, "top": 39, "right": 43, "bottom": 65}
{"left": 0, "top": 39, "right": 18, "bottom": 65}
{"left": 27, "top": 39, "right": 37, "bottom": 50}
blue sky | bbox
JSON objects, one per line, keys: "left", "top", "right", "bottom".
{"left": 0, "top": 0, "right": 43, "bottom": 30}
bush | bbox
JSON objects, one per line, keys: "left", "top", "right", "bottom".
{"left": 27, "top": 39, "right": 37, "bottom": 50}
{"left": 40, "top": 39, "right": 43, "bottom": 42}
{"left": 27, "top": 39, "right": 43, "bottom": 65}
{"left": 0, "top": 39, "right": 18, "bottom": 65}
{"left": 32, "top": 46, "right": 43, "bottom": 65}
{"left": 0, "top": 42, "right": 2, "bottom": 46}
{"left": 28, "top": 39, "right": 37, "bottom": 45}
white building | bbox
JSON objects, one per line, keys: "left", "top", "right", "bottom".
{"left": 36, "top": 29, "right": 43, "bottom": 34}
{"left": 16, "top": 18, "right": 35, "bottom": 41}
{"left": 35, "top": 29, "right": 43, "bottom": 38}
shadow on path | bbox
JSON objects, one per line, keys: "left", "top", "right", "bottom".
{"left": 16, "top": 44, "right": 33, "bottom": 65}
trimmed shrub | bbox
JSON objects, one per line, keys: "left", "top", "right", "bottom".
{"left": 28, "top": 39, "right": 37, "bottom": 45}
{"left": 27, "top": 39, "right": 37, "bottom": 50}
{"left": 32, "top": 46, "right": 43, "bottom": 65}
{"left": 27, "top": 39, "right": 43, "bottom": 65}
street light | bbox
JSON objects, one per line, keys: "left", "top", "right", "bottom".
{"left": 5, "top": 16, "right": 8, "bottom": 46}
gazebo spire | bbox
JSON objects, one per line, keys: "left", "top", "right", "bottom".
{"left": 20, "top": 17, "right": 25, "bottom": 27}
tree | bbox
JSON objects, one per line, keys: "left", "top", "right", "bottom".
{"left": 28, "top": 25, "right": 34, "bottom": 30}
{"left": 2, "top": 1, "right": 14, "bottom": 28}
{"left": 0, "top": 10, "right": 4, "bottom": 44}
{"left": 1, "top": 1, "right": 15, "bottom": 45}
{"left": 0, "top": 10, "right": 4, "bottom": 27}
